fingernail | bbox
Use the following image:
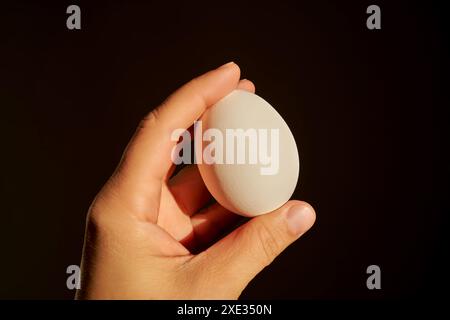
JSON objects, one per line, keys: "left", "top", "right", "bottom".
{"left": 285, "top": 205, "right": 315, "bottom": 236}
{"left": 218, "top": 61, "right": 235, "bottom": 69}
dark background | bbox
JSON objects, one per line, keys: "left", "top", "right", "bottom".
{"left": 1, "top": 0, "right": 447, "bottom": 299}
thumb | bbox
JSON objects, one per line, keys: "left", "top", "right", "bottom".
{"left": 202, "top": 200, "right": 316, "bottom": 296}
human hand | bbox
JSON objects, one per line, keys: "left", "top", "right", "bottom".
{"left": 76, "top": 62, "right": 316, "bottom": 299}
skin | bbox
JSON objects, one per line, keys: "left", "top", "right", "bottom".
{"left": 76, "top": 62, "right": 316, "bottom": 299}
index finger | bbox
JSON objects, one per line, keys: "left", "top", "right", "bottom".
{"left": 116, "top": 62, "right": 241, "bottom": 189}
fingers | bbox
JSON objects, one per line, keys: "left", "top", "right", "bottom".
{"left": 150, "top": 62, "right": 241, "bottom": 135}
{"left": 200, "top": 201, "right": 315, "bottom": 295}
{"left": 237, "top": 79, "right": 255, "bottom": 93}
{"left": 190, "top": 203, "right": 242, "bottom": 251}
{"left": 117, "top": 62, "right": 241, "bottom": 185}
{"left": 168, "top": 165, "right": 211, "bottom": 216}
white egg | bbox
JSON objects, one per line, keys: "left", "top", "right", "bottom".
{"left": 196, "top": 90, "right": 299, "bottom": 217}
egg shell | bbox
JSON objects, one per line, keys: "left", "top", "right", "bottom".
{"left": 196, "top": 90, "right": 300, "bottom": 217}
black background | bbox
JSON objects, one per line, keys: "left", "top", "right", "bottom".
{"left": 1, "top": 0, "right": 447, "bottom": 299}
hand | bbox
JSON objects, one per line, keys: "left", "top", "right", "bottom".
{"left": 76, "top": 62, "right": 316, "bottom": 299}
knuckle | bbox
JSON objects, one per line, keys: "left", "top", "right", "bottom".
{"left": 254, "top": 221, "right": 282, "bottom": 266}
{"left": 85, "top": 183, "right": 122, "bottom": 234}
{"left": 139, "top": 107, "right": 161, "bottom": 130}
{"left": 86, "top": 200, "right": 110, "bottom": 234}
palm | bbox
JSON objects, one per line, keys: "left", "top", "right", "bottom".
{"left": 155, "top": 166, "right": 239, "bottom": 255}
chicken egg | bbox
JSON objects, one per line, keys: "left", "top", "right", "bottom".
{"left": 196, "top": 90, "right": 299, "bottom": 217}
